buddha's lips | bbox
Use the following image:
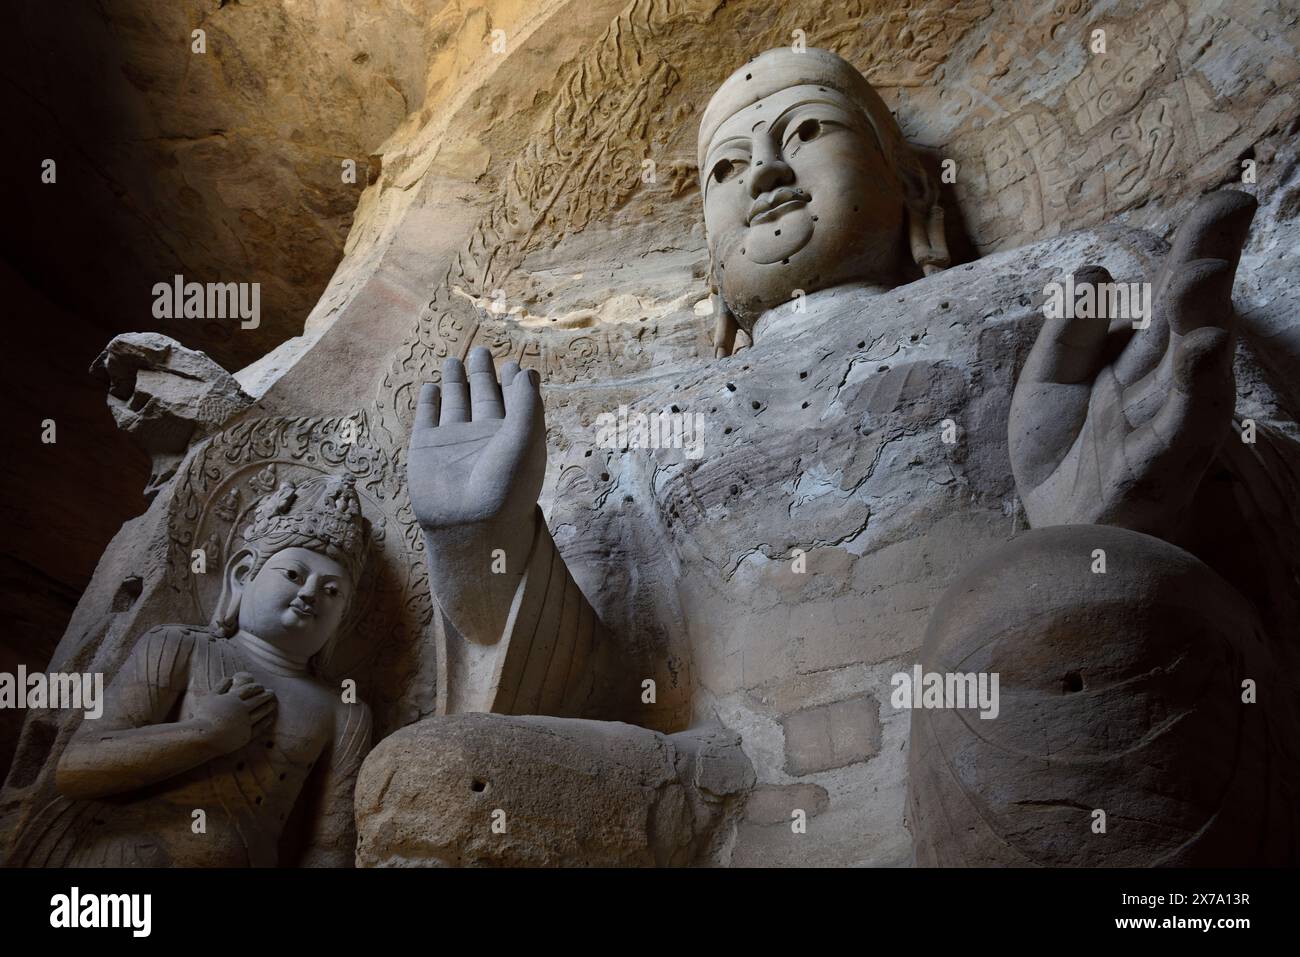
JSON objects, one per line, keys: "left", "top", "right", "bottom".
{"left": 289, "top": 602, "right": 316, "bottom": 619}
{"left": 748, "top": 188, "right": 808, "bottom": 225}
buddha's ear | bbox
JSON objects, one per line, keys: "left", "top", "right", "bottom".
{"left": 908, "top": 202, "right": 951, "bottom": 277}
{"left": 896, "top": 149, "right": 950, "bottom": 277}
{"left": 712, "top": 294, "right": 738, "bottom": 359}
{"left": 708, "top": 258, "right": 739, "bottom": 359}
{"left": 212, "top": 547, "right": 257, "bottom": 637}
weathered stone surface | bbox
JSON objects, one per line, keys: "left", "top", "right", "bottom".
{"left": 781, "top": 696, "right": 882, "bottom": 777}
{"left": 909, "top": 524, "right": 1300, "bottom": 866}
{"left": 354, "top": 714, "right": 752, "bottom": 866}
{"left": 91, "top": 334, "right": 253, "bottom": 498}
{"left": 744, "top": 783, "right": 830, "bottom": 826}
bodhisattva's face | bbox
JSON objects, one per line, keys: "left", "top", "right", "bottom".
{"left": 237, "top": 546, "right": 352, "bottom": 657}
{"left": 702, "top": 84, "right": 909, "bottom": 328}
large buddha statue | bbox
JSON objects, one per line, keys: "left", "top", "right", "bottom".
{"left": 10, "top": 474, "right": 373, "bottom": 867}
{"left": 357, "top": 46, "right": 1300, "bottom": 867}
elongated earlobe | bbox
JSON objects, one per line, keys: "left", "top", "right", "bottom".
{"left": 909, "top": 202, "right": 951, "bottom": 277}
{"left": 713, "top": 291, "right": 738, "bottom": 359}
{"left": 212, "top": 547, "right": 256, "bottom": 637}
{"left": 708, "top": 257, "right": 739, "bottom": 359}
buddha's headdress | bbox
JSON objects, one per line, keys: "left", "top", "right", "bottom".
{"left": 242, "top": 474, "right": 369, "bottom": 583}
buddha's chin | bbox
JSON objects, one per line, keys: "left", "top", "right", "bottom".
{"left": 720, "top": 247, "right": 837, "bottom": 329}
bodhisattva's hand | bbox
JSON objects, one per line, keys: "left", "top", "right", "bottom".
{"left": 1009, "top": 190, "right": 1256, "bottom": 538}
{"left": 192, "top": 672, "right": 277, "bottom": 755}
{"left": 407, "top": 347, "right": 547, "bottom": 643}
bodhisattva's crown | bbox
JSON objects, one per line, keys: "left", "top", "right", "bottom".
{"left": 244, "top": 473, "right": 367, "bottom": 560}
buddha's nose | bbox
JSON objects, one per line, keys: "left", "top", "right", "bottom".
{"left": 749, "top": 136, "right": 794, "bottom": 198}
{"left": 297, "top": 577, "right": 318, "bottom": 602}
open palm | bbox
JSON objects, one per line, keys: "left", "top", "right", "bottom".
{"left": 408, "top": 348, "right": 546, "bottom": 531}
{"left": 1009, "top": 191, "right": 1255, "bottom": 538}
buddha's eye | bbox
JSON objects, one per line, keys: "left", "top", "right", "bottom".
{"left": 324, "top": 584, "right": 339, "bottom": 598}
{"left": 711, "top": 157, "right": 745, "bottom": 184}
{"left": 281, "top": 568, "right": 301, "bottom": 583}
{"left": 793, "top": 118, "right": 822, "bottom": 143}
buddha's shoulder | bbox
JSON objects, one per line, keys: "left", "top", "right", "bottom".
{"left": 131, "top": 623, "right": 232, "bottom": 659}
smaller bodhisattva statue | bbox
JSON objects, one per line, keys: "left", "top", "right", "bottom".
{"left": 11, "top": 474, "right": 372, "bottom": 867}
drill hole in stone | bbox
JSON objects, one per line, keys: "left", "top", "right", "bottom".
{"left": 470, "top": 778, "right": 488, "bottom": 793}
{"left": 1061, "top": 671, "right": 1084, "bottom": 693}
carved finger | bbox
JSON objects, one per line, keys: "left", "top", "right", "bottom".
{"left": 214, "top": 676, "right": 234, "bottom": 694}
{"left": 1020, "top": 266, "right": 1113, "bottom": 385}
{"left": 236, "top": 682, "right": 267, "bottom": 700}
{"left": 1156, "top": 190, "right": 1257, "bottom": 297}
{"left": 503, "top": 368, "right": 544, "bottom": 440}
{"left": 1119, "top": 191, "right": 1255, "bottom": 386}
{"left": 1123, "top": 326, "right": 1233, "bottom": 486}
{"left": 499, "top": 360, "right": 522, "bottom": 390}
{"left": 242, "top": 691, "right": 277, "bottom": 712}
{"left": 439, "top": 357, "right": 471, "bottom": 424}
{"left": 467, "top": 346, "right": 505, "bottom": 420}
{"left": 414, "top": 383, "right": 440, "bottom": 431}
{"left": 230, "top": 672, "right": 255, "bottom": 687}
{"left": 250, "top": 702, "right": 278, "bottom": 725}
{"left": 1120, "top": 257, "right": 1236, "bottom": 396}
{"left": 1163, "top": 258, "right": 1236, "bottom": 337}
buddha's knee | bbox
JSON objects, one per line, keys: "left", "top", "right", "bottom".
{"left": 907, "top": 524, "right": 1300, "bottom": 866}
{"left": 354, "top": 713, "right": 753, "bottom": 867}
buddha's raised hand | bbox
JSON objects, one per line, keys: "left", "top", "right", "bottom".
{"left": 1009, "top": 190, "right": 1256, "bottom": 539}
{"left": 407, "top": 347, "right": 548, "bottom": 642}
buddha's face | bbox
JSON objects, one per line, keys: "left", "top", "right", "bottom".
{"left": 701, "top": 84, "right": 909, "bottom": 328}
{"left": 236, "top": 546, "right": 352, "bottom": 657}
